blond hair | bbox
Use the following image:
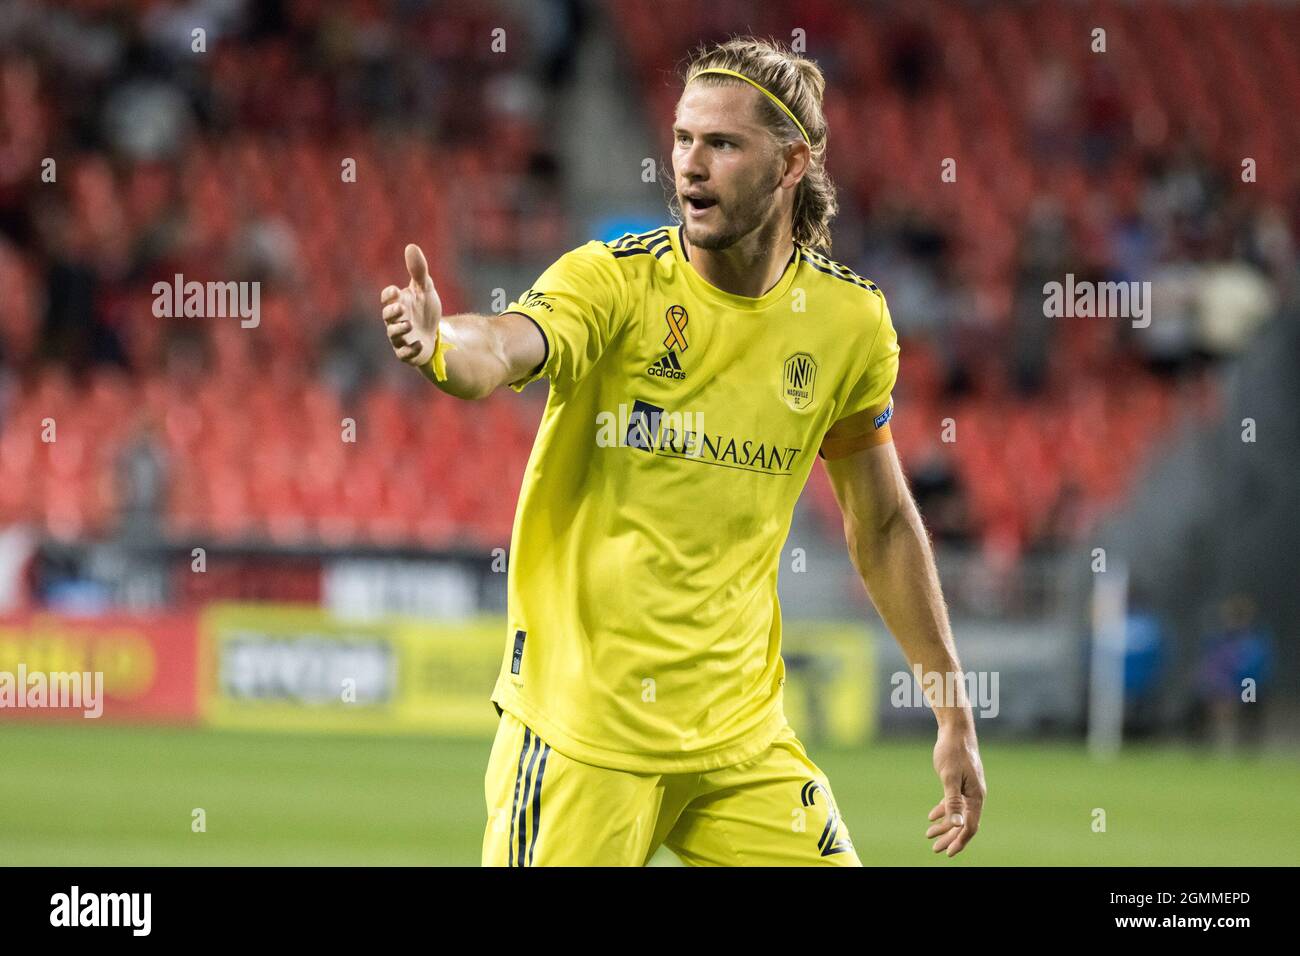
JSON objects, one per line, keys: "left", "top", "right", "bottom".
{"left": 679, "top": 37, "right": 837, "bottom": 252}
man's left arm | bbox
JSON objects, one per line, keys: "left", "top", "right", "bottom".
{"left": 823, "top": 439, "right": 987, "bottom": 857}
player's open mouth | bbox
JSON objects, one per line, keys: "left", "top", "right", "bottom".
{"left": 685, "top": 195, "right": 718, "bottom": 216}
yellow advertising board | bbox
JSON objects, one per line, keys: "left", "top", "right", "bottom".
{"left": 779, "top": 620, "right": 875, "bottom": 746}
{"left": 201, "top": 604, "right": 503, "bottom": 735}
{"left": 200, "top": 605, "right": 874, "bottom": 745}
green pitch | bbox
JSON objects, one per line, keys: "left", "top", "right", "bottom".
{"left": 0, "top": 724, "right": 1295, "bottom": 866}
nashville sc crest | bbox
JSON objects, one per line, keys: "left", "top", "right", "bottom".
{"left": 782, "top": 352, "right": 817, "bottom": 410}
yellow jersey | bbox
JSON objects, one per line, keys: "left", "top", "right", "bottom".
{"left": 490, "top": 224, "right": 899, "bottom": 773}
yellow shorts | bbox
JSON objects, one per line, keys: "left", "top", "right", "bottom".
{"left": 482, "top": 708, "right": 861, "bottom": 866}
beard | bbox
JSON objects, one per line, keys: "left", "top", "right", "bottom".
{"left": 679, "top": 177, "right": 776, "bottom": 251}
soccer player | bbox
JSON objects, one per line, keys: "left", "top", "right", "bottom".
{"left": 380, "top": 37, "right": 986, "bottom": 866}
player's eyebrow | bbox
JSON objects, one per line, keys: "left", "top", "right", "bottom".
{"left": 672, "top": 124, "right": 748, "bottom": 140}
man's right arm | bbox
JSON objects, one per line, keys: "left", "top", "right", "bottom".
{"left": 383, "top": 239, "right": 625, "bottom": 399}
{"left": 380, "top": 243, "right": 546, "bottom": 401}
{"left": 415, "top": 310, "right": 547, "bottom": 401}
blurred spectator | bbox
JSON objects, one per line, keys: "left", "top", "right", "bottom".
{"left": 885, "top": 5, "right": 939, "bottom": 99}
{"left": 1121, "top": 587, "right": 1165, "bottom": 738}
{"left": 115, "top": 418, "right": 169, "bottom": 541}
{"left": 1011, "top": 198, "right": 1074, "bottom": 393}
{"left": 525, "top": 0, "right": 588, "bottom": 87}
{"left": 1142, "top": 260, "right": 1201, "bottom": 374}
{"left": 33, "top": 197, "right": 129, "bottom": 369}
{"left": 1079, "top": 60, "right": 1128, "bottom": 171}
{"left": 1026, "top": 59, "right": 1076, "bottom": 162}
{"left": 1195, "top": 261, "right": 1276, "bottom": 358}
{"left": 1189, "top": 594, "right": 1275, "bottom": 753}
{"left": 907, "top": 443, "right": 971, "bottom": 544}
{"left": 0, "top": 525, "right": 35, "bottom": 611}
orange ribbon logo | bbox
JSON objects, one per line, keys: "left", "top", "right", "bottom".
{"left": 663, "top": 305, "right": 689, "bottom": 352}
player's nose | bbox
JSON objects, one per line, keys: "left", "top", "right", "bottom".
{"left": 677, "top": 143, "right": 709, "bottom": 179}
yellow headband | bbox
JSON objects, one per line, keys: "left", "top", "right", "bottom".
{"left": 688, "top": 67, "right": 811, "bottom": 146}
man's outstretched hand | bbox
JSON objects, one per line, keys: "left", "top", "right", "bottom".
{"left": 380, "top": 243, "right": 443, "bottom": 366}
{"left": 926, "top": 724, "right": 986, "bottom": 857}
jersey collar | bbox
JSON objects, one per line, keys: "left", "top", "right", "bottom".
{"left": 670, "top": 224, "right": 802, "bottom": 312}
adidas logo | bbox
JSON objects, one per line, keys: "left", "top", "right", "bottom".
{"left": 646, "top": 351, "right": 686, "bottom": 380}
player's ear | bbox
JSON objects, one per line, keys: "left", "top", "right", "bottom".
{"left": 781, "top": 140, "right": 810, "bottom": 188}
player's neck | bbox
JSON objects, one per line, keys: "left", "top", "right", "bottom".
{"left": 683, "top": 223, "right": 796, "bottom": 299}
